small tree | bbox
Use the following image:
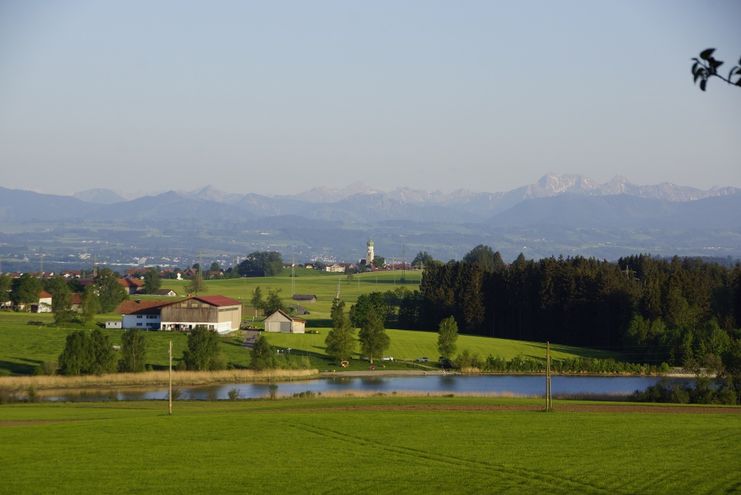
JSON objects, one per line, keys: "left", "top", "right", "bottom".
{"left": 58, "top": 329, "right": 116, "bottom": 375}
{"left": 94, "top": 268, "right": 128, "bottom": 312}
{"left": 263, "top": 289, "right": 285, "bottom": 315}
{"left": 119, "top": 329, "right": 147, "bottom": 372}
{"left": 325, "top": 302, "right": 355, "bottom": 363}
{"left": 182, "top": 326, "right": 223, "bottom": 370}
{"left": 81, "top": 286, "right": 101, "bottom": 325}
{"left": 186, "top": 269, "right": 207, "bottom": 295}
{"left": 0, "top": 274, "right": 11, "bottom": 305}
{"left": 437, "top": 316, "right": 459, "bottom": 361}
{"left": 89, "top": 329, "right": 117, "bottom": 375}
{"left": 411, "top": 251, "right": 434, "bottom": 269}
{"left": 47, "top": 276, "right": 74, "bottom": 325}
{"left": 251, "top": 286, "right": 265, "bottom": 317}
{"left": 358, "top": 312, "right": 390, "bottom": 364}
{"left": 250, "top": 334, "right": 276, "bottom": 370}
{"left": 58, "top": 330, "right": 94, "bottom": 375}
{"left": 143, "top": 269, "right": 161, "bottom": 294}
{"left": 11, "top": 274, "right": 42, "bottom": 310}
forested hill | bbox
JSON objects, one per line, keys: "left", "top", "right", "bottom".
{"left": 367, "top": 252, "right": 740, "bottom": 371}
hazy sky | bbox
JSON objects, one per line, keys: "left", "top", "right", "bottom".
{"left": 1, "top": 0, "right": 740, "bottom": 196}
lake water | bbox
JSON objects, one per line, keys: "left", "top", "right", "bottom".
{"left": 45, "top": 375, "right": 692, "bottom": 402}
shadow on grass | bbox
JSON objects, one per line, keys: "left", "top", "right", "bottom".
{"left": 306, "top": 319, "right": 332, "bottom": 328}
{"left": 0, "top": 359, "right": 40, "bottom": 375}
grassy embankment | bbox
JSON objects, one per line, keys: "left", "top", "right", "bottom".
{"left": 0, "top": 310, "right": 614, "bottom": 380}
{"left": 0, "top": 397, "right": 739, "bottom": 494}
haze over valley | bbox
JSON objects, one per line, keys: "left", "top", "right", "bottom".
{"left": 1, "top": 174, "right": 740, "bottom": 271}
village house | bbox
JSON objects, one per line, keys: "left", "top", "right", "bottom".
{"left": 325, "top": 263, "right": 346, "bottom": 273}
{"left": 119, "top": 295, "right": 242, "bottom": 334}
{"left": 118, "top": 277, "right": 144, "bottom": 295}
{"left": 263, "top": 309, "right": 306, "bottom": 334}
{"left": 69, "top": 293, "right": 83, "bottom": 312}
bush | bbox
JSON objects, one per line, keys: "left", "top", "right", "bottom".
{"left": 33, "top": 361, "right": 57, "bottom": 376}
{"left": 182, "top": 326, "right": 225, "bottom": 371}
{"left": 59, "top": 330, "right": 116, "bottom": 376}
{"left": 250, "top": 335, "right": 276, "bottom": 370}
{"left": 227, "top": 388, "right": 240, "bottom": 400}
{"left": 119, "top": 329, "right": 147, "bottom": 372}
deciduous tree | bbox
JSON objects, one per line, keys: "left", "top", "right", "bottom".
{"left": 143, "top": 268, "right": 161, "bottom": 294}
{"left": 437, "top": 316, "right": 459, "bottom": 361}
{"left": 182, "top": 326, "right": 224, "bottom": 371}
{"left": 250, "top": 334, "right": 276, "bottom": 370}
{"left": 358, "top": 312, "right": 389, "bottom": 364}
{"left": 119, "top": 329, "right": 147, "bottom": 372}
{"left": 326, "top": 300, "right": 355, "bottom": 363}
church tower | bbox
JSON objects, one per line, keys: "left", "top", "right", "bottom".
{"left": 366, "top": 239, "right": 375, "bottom": 265}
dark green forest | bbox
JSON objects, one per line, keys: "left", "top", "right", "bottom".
{"left": 354, "top": 250, "right": 741, "bottom": 376}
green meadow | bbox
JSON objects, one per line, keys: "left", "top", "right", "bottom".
{"left": 163, "top": 268, "right": 423, "bottom": 320}
{"left": 0, "top": 311, "right": 613, "bottom": 376}
{"left": 0, "top": 397, "right": 739, "bottom": 494}
{"left": 0, "top": 270, "right": 618, "bottom": 376}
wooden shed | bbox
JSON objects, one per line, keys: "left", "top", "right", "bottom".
{"left": 263, "top": 310, "right": 306, "bottom": 334}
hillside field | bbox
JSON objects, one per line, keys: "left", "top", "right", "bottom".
{"left": 163, "top": 268, "right": 423, "bottom": 320}
{"left": 1, "top": 397, "right": 739, "bottom": 494}
{"left": 0, "top": 311, "right": 614, "bottom": 376}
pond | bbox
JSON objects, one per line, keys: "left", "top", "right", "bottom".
{"left": 44, "top": 374, "right": 692, "bottom": 402}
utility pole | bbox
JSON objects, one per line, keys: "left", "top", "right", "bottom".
{"left": 401, "top": 244, "right": 406, "bottom": 283}
{"left": 291, "top": 253, "right": 296, "bottom": 296}
{"left": 168, "top": 339, "right": 173, "bottom": 416}
{"left": 545, "top": 341, "right": 553, "bottom": 412}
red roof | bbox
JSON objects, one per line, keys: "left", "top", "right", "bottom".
{"left": 118, "top": 278, "right": 143, "bottom": 288}
{"left": 192, "top": 295, "right": 241, "bottom": 307}
{"left": 70, "top": 293, "right": 82, "bottom": 305}
{"left": 117, "top": 299, "right": 177, "bottom": 315}
{"left": 117, "top": 295, "right": 240, "bottom": 314}
{"left": 39, "top": 290, "right": 52, "bottom": 299}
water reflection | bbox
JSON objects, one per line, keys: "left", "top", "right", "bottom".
{"left": 44, "top": 375, "right": 693, "bottom": 402}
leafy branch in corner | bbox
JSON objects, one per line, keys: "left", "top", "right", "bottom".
{"left": 691, "top": 48, "right": 741, "bottom": 91}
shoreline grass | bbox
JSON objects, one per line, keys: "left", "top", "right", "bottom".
{"left": 0, "top": 368, "right": 319, "bottom": 391}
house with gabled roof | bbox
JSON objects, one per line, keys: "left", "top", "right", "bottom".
{"left": 264, "top": 309, "right": 306, "bottom": 334}
{"left": 118, "top": 295, "right": 242, "bottom": 334}
{"left": 118, "top": 277, "right": 144, "bottom": 295}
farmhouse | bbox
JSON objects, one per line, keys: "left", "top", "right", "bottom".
{"left": 67, "top": 293, "right": 83, "bottom": 312}
{"left": 118, "top": 277, "right": 144, "bottom": 295}
{"left": 31, "top": 290, "right": 53, "bottom": 313}
{"left": 119, "top": 295, "right": 242, "bottom": 334}
{"left": 263, "top": 309, "right": 306, "bottom": 334}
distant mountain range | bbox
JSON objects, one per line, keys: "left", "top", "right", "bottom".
{"left": 1, "top": 174, "right": 740, "bottom": 266}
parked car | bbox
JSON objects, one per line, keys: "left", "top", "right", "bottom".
{"left": 380, "top": 356, "right": 394, "bottom": 362}
{"left": 416, "top": 357, "right": 429, "bottom": 363}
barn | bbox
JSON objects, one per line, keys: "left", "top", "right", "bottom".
{"left": 119, "top": 295, "right": 242, "bottom": 334}
{"left": 263, "top": 309, "right": 306, "bottom": 334}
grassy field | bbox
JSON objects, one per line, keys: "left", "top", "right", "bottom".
{"left": 164, "top": 268, "right": 422, "bottom": 320}
{"left": 0, "top": 397, "right": 739, "bottom": 494}
{"left": 0, "top": 311, "right": 615, "bottom": 376}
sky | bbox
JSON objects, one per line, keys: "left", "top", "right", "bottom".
{"left": 1, "top": 0, "right": 740, "bottom": 196}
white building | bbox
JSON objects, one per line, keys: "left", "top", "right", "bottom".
{"left": 119, "top": 295, "right": 242, "bottom": 334}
